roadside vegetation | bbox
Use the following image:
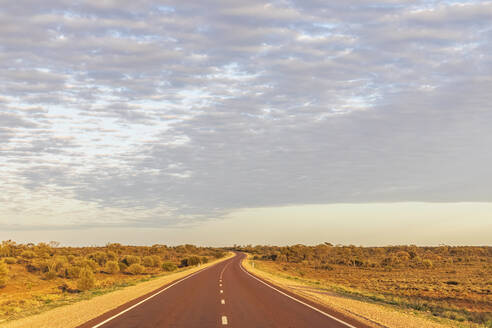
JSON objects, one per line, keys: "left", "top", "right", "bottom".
{"left": 0, "top": 240, "right": 225, "bottom": 322}
{"left": 233, "top": 244, "right": 491, "bottom": 327}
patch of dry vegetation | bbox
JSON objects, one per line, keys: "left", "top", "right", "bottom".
{"left": 0, "top": 240, "right": 226, "bottom": 323}
{"left": 234, "top": 244, "right": 492, "bottom": 327}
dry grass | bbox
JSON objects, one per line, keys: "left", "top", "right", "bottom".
{"left": 236, "top": 245, "right": 491, "bottom": 328}
{"left": 0, "top": 252, "right": 233, "bottom": 328}
{"left": 243, "top": 256, "right": 471, "bottom": 328}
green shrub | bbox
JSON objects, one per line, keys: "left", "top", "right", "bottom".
{"left": 126, "top": 264, "right": 145, "bottom": 275}
{"left": 104, "top": 261, "right": 120, "bottom": 274}
{"left": 0, "top": 261, "right": 9, "bottom": 288}
{"left": 77, "top": 267, "right": 95, "bottom": 291}
{"left": 161, "top": 262, "right": 177, "bottom": 271}
{"left": 201, "top": 257, "right": 209, "bottom": 264}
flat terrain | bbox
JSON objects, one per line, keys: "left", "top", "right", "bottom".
{"left": 236, "top": 244, "right": 492, "bottom": 327}
{"left": 78, "top": 253, "right": 369, "bottom": 328}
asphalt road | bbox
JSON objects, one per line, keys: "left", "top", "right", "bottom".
{"left": 78, "top": 253, "right": 370, "bottom": 328}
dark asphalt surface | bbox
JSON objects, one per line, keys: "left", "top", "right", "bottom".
{"left": 77, "top": 253, "right": 370, "bottom": 328}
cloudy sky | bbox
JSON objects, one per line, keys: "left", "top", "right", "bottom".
{"left": 1, "top": 0, "right": 491, "bottom": 245}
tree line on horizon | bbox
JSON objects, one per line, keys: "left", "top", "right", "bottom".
{"left": 230, "top": 243, "right": 492, "bottom": 269}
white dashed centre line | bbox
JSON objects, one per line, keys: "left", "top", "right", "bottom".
{"left": 221, "top": 299, "right": 225, "bottom": 304}
{"left": 221, "top": 316, "right": 228, "bottom": 325}
{"left": 220, "top": 290, "right": 223, "bottom": 293}
{"left": 220, "top": 283, "right": 222, "bottom": 287}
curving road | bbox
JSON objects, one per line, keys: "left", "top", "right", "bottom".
{"left": 77, "top": 253, "right": 369, "bottom": 328}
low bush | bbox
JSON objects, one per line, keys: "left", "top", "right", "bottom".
{"left": 422, "top": 259, "right": 433, "bottom": 269}
{"left": 161, "top": 262, "right": 177, "bottom": 271}
{"left": 126, "top": 263, "right": 145, "bottom": 275}
{"left": 151, "top": 255, "right": 162, "bottom": 267}
{"left": 121, "top": 255, "right": 140, "bottom": 266}
{"left": 21, "top": 250, "right": 36, "bottom": 259}
{"left": 77, "top": 267, "right": 95, "bottom": 291}
{"left": 106, "top": 251, "right": 117, "bottom": 261}
{"left": 142, "top": 256, "right": 155, "bottom": 267}
{"left": 3, "top": 257, "right": 16, "bottom": 264}
{"left": 104, "top": 261, "right": 120, "bottom": 274}
{"left": 181, "top": 256, "right": 201, "bottom": 267}
{"left": 73, "top": 257, "right": 98, "bottom": 271}
{"left": 87, "top": 252, "right": 108, "bottom": 266}
{"left": 64, "top": 265, "right": 81, "bottom": 279}
{"left": 44, "top": 270, "right": 57, "bottom": 280}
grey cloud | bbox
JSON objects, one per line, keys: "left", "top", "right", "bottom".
{"left": 1, "top": 0, "right": 491, "bottom": 228}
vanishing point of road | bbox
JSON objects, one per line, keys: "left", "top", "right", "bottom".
{"left": 77, "top": 253, "right": 370, "bottom": 328}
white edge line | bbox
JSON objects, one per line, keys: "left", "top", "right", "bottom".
{"left": 239, "top": 259, "right": 359, "bottom": 328}
{"left": 91, "top": 258, "right": 233, "bottom": 328}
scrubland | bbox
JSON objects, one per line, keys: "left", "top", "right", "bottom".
{"left": 235, "top": 244, "right": 491, "bottom": 327}
{"left": 0, "top": 240, "right": 226, "bottom": 323}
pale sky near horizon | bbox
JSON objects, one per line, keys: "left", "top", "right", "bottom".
{"left": 1, "top": 1, "right": 492, "bottom": 246}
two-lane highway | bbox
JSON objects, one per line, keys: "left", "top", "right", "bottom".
{"left": 78, "top": 253, "right": 369, "bottom": 328}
